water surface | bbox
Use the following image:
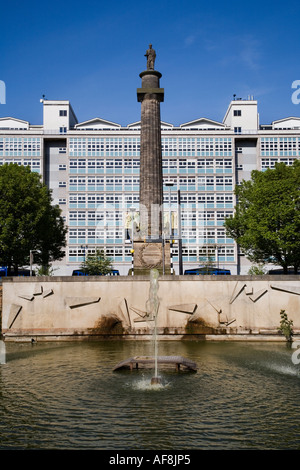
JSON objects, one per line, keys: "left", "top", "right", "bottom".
{"left": 0, "top": 340, "right": 299, "bottom": 450}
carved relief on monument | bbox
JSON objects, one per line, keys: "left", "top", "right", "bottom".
{"left": 138, "top": 243, "right": 163, "bottom": 268}
{"left": 132, "top": 241, "right": 170, "bottom": 274}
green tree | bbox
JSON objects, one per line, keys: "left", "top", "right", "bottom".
{"left": 80, "top": 249, "right": 113, "bottom": 275}
{"left": 247, "top": 264, "right": 267, "bottom": 275}
{"left": 35, "top": 202, "right": 67, "bottom": 270}
{"left": 201, "top": 253, "right": 216, "bottom": 273}
{"left": 0, "top": 164, "right": 67, "bottom": 274}
{"left": 224, "top": 161, "right": 300, "bottom": 274}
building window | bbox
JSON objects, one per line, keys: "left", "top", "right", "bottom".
{"left": 59, "top": 127, "right": 67, "bottom": 134}
{"left": 59, "top": 110, "right": 67, "bottom": 116}
{"left": 234, "top": 127, "right": 242, "bottom": 134}
{"left": 234, "top": 110, "right": 241, "bottom": 116}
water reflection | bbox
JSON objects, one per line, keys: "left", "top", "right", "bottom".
{"left": 0, "top": 340, "right": 300, "bottom": 450}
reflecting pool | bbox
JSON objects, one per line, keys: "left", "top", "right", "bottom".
{"left": 0, "top": 339, "right": 300, "bottom": 450}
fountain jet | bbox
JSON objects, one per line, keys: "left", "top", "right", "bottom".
{"left": 113, "top": 272, "right": 198, "bottom": 380}
{"left": 145, "top": 269, "right": 161, "bottom": 385}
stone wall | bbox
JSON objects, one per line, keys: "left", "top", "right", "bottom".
{"left": 1, "top": 275, "right": 300, "bottom": 341}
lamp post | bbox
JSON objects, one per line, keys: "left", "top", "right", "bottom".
{"left": 177, "top": 189, "right": 183, "bottom": 275}
{"left": 165, "top": 181, "right": 174, "bottom": 275}
{"left": 30, "top": 250, "right": 34, "bottom": 277}
{"left": 213, "top": 244, "right": 219, "bottom": 270}
{"left": 80, "top": 245, "right": 87, "bottom": 262}
{"left": 165, "top": 181, "right": 174, "bottom": 239}
{"left": 30, "top": 249, "right": 41, "bottom": 276}
{"left": 130, "top": 207, "right": 136, "bottom": 276}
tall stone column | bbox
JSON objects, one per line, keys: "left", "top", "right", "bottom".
{"left": 137, "top": 46, "right": 164, "bottom": 239}
{"left": 132, "top": 45, "right": 170, "bottom": 275}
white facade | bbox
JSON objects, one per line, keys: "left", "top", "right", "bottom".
{"left": 41, "top": 100, "right": 78, "bottom": 132}
{"left": 223, "top": 98, "right": 259, "bottom": 133}
{"left": 0, "top": 97, "right": 299, "bottom": 275}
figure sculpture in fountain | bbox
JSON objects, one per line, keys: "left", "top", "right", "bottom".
{"left": 145, "top": 269, "right": 161, "bottom": 385}
{"left": 145, "top": 269, "right": 160, "bottom": 321}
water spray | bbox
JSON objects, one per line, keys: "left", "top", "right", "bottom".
{"left": 145, "top": 269, "right": 161, "bottom": 385}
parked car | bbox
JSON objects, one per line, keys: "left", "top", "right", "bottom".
{"left": 72, "top": 269, "right": 119, "bottom": 276}
{"left": 0, "top": 267, "right": 7, "bottom": 278}
{"left": 0, "top": 267, "right": 35, "bottom": 277}
{"left": 268, "top": 268, "right": 300, "bottom": 275}
{"left": 184, "top": 267, "right": 231, "bottom": 275}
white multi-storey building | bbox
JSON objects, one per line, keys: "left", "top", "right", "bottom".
{"left": 0, "top": 97, "right": 299, "bottom": 275}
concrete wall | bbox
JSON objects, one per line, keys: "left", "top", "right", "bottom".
{"left": 1, "top": 275, "right": 300, "bottom": 341}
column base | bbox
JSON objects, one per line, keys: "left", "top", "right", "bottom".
{"left": 129, "top": 240, "right": 170, "bottom": 276}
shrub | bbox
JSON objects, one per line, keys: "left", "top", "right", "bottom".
{"left": 278, "top": 309, "right": 294, "bottom": 342}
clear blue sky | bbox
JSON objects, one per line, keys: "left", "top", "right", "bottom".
{"left": 1, "top": 0, "right": 300, "bottom": 127}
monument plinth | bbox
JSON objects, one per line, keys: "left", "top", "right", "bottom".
{"left": 133, "top": 44, "right": 170, "bottom": 275}
{"left": 133, "top": 240, "right": 170, "bottom": 275}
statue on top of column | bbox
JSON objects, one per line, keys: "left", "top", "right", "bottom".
{"left": 145, "top": 44, "right": 156, "bottom": 70}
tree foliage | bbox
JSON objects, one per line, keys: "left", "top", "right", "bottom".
{"left": 80, "top": 249, "right": 113, "bottom": 275}
{"left": 247, "top": 264, "right": 267, "bottom": 275}
{"left": 0, "top": 164, "right": 67, "bottom": 274}
{"left": 224, "top": 161, "right": 300, "bottom": 273}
